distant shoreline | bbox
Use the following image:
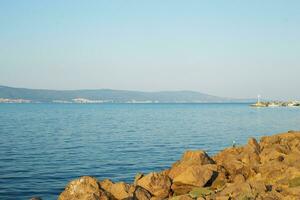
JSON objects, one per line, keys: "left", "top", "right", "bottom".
{"left": 0, "top": 100, "right": 255, "bottom": 104}
{"left": 0, "top": 85, "right": 255, "bottom": 104}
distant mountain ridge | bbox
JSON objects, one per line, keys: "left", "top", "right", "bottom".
{"left": 0, "top": 85, "right": 253, "bottom": 103}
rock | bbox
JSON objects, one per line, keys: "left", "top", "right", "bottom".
{"left": 288, "top": 177, "right": 300, "bottom": 188}
{"left": 213, "top": 143, "right": 259, "bottom": 180}
{"left": 210, "top": 166, "right": 228, "bottom": 190}
{"left": 217, "top": 182, "right": 253, "bottom": 199}
{"left": 160, "top": 169, "right": 170, "bottom": 177}
{"left": 169, "top": 194, "right": 194, "bottom": 200}
{"left": 169, "top": 150, "right": 214, "bottom": 180}
{"left": 99, "top": 179, "right": 132, "bottom": 199}
{"left": 171, "top": 184, "right": 194, "bottom": 196}
{"left": 282, "top": 187, "right": 300, "bottom": 199}
{"left": 233, "top": 174, "right": 245, "bottom": 184}
{"left": 172, "top": 165, "right": 216, "bottom": 187}
{"left": 247, "top": 179, "right": 267, "bottom": 195}
{"left": 260, "top": 132, "right": 300, "bottom": 153}
{"left": 189, "top": 187, "right": 214, "bottom": 198}
{"left": 134, "top": 186, "right": 152, "bottom": 200}
{"left": 171, "top": 164, "right": 217, "bottom": 195}
{"left": 58, "top": 176, "right": 109, "bottom": 200}
{"left": 215, "top": 197, "right": 229, "bottom": 200}
{"left": 181, "top": 150, "right": 215, "bottom": 165}
{"left": 247, "top": 137, "right": 260, "bottom": 153}
{"left": 134, "top": 173, "right": 144, "bottom": 186}
{"left": 136, "top": 172, "right": 171, "bottom": 199}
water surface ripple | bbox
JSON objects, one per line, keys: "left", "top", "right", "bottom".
{"left": 0, "top": 103, "right": 300, "bottom": 199}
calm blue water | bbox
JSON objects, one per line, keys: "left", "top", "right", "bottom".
{"left": 0, "top": 103, "right": 300, "bottom": 200}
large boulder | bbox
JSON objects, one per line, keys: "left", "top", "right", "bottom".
{"left": 58, "top": 176, "right": 109, "bottom": 200}
{"left": 99, "top": 179, "right": 133, "bottom": 199}
{"left": 171, "top": 164, "right": 217, "bottom": 195}
{"left": 172, "top": 164, "right": 216, "bottom": 187}
{"left": 168, "top": 150, "right": 214, "bottom": 180}
{"left": 136, "top": 172, "right": 171, "bottom": 199}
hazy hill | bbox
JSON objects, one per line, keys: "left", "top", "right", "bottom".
{"left": 0, "top": 85, "right": 252, "bottom": 103}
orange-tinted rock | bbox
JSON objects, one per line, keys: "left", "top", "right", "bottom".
{"left": 213, "top": 140, "right": 260, "bottom": 180}
{"left": 181, "top": 150, "right": 215, "bottom": 165}
{"left": 171, "top": 164, "right": 217, "bottom": 195}
{"left": 134, "top": 173, "right": 144, "bottom": 186}
{"left": 169, "top": 194, "right": 194, "bottom": 200}
{"left": 247, "top": 137, "right": 260, "bottom": 153}
{"left": 134, "top": 186, "right": 152, "bottom": 200}
{"left": 99, "top": 179, "right": 133, "bottom": 199}
{"left": 168, "top": 150, "right": 214, "bottom": 180}
{"left": 217, "top": 182, "right": 253, "bottom": 199}
{"left": 173, "top": 165, "right": 216, "bottom": 187}
{"left": 58, "top": 176, "right": 109, "bottom": 200}
{"left": 136, "top": 172, "right": 171, "bottom": 199}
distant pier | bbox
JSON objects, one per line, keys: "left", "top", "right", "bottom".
{"left": 251, "top": 101, "right": 300, "bottom": 107}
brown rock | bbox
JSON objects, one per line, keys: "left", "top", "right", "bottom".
{"left": 171, "top": 183, "right": 195, "bottom": 196}
{"left": 217, "top": 182, "right": 253, "bottom": 199}
{"left": 260, "top": 132, "right": 300, "bottom": 153}
{"left": 169, "top": 194, "right": 194, "bottom": 200}
{"left": 213, "top": 142, "right": 260, "bottom": 180}
{"left": 134, "top": 186, "right": 151, "bottom": 200}
{"left": 171, "top": 164, "right": 217, "bottom": 195}
{"left": 211, "top": 166, "right": 228, "bottom": 190}
{"left": 233, "top": 174, "right": 245, "bottom": 184}
{"left": 282, "top": 186, "right": 300, "bottom": 199}
{"left": 99, "top": 179, "right": 132, "bottom": 199}
{"left": 215, "top": 197, "right": 229, "bottom": 200}
{"left": 259, "top": 191, "right": 284, "bottom": 200}
{"left": 58, "top": 176, "right": 109, "bottom": 200}
{"left": 136, "top": 172, "right": 171, "bottom": 199}
{"left": 172, "top": 165, "right": 216, "bottom": 187}
{"left": 247, "top": 137, "right": 260, "bottom": 153}
{"left": 168, "top": 150, "right": 214, "bottom": 180}
{"left": 181, "top": 150, "right": 215, "bottom": 165}
{"left": 134, "top": 173, "right": 144, "bottom": 186}
{"left": 260, "top": 148, "right": 286, "bottom": 164}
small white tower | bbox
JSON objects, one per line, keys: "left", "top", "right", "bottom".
{"left": 257, "top": 94, "right": 261, "bottom": 103}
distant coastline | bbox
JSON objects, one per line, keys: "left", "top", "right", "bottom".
{"left": 0, "top": 85, "right": 255, "bottom": 104}
{"left": 0, "top": 97, "right": 254, "bottom": 104}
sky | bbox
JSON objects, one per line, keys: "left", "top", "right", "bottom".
{"left": 0, "top": 1, "right": 300, "bottom": 99}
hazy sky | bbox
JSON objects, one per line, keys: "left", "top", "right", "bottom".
{"left": 1, "top": 1, "right": 300, "bottom": 99}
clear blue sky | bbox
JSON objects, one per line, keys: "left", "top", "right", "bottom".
{"left": 0, "top": 1, "right": 299, "bottom": 99}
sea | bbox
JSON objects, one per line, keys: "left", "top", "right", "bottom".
{"left": 0, "top": 103, "right": 300, "bottom": 200}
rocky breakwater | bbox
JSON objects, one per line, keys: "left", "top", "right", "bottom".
{"left": 57, "top": 131, "right": 300, "bottom": 200}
